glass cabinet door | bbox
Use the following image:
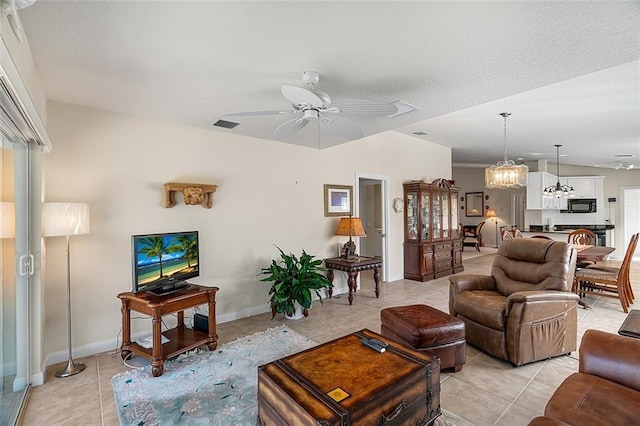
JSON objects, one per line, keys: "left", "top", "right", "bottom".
{"left": 442, "top": 192, "right": 450, "bottom": 238}
{"left": 432, "top": 192, "right": 441, "bottom": 239}
{"left": 420, "top": 192, "right": 430, "bottom": 240}
{"left": 451, "top": 194, "right": 459, "bottom": 238}
{"left": 406, "top": 192, "right": 418, "bottom": 241}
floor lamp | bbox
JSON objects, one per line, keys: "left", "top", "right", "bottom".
{"left": 43, "top": 202, "right": 90, "bottom": 378}
{"left": 485, "top": 209, "right": 498, "bottom": 248}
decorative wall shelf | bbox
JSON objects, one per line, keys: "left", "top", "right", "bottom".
{"left": 163, "top": 182, "right": 218, "bottom": 209}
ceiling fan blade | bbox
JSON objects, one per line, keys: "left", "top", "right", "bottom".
{"left": 330, "top": 99, "right": 398, "bottom": 118}
{"left": 222, "top": 110, "right": 294, "bottom": 117}
{"left": 319, "top": 115, "right": 363, "bottom": 140}
{"left": 273, "top": 117, "right": 309, "bottom": 140}
{"left": 281, "top": 85, "right": 325, "bottom": 108}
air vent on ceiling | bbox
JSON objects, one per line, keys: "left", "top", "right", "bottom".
{"left": 212, "top": 119, "right": 239, "bottom": 129}
{"left": 615, "top": 154, "right": 635, "bottom": 158}
{"left": 413, "top": 131, "right": 428, "bottom": 136}
{"left": 389, "top": 100, "right": 421, "bottom": 118}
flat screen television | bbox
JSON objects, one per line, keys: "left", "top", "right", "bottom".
{"left": 131, "top": 230, "right": 199, "bottom": 295}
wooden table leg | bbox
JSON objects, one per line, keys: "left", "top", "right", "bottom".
{"left": 151, "top": 315, "right": 164, "bottom": 377}
{"left": 327, "top": 269, "right": 335, "bottom": 298}
{"left": 120, "top": 300, "right": 132, "bottom": 360}
{"left": 373, "top": 267, "right": 380, "bottom": 298}
{"left": 207, "top": 294, "right": 218, "bottom": 351}
{"left": 347, "top": 271, "right": 358, "bottom": 305}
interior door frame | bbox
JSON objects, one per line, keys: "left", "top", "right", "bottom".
{"left": 620, "top": 185, "right": 640, "bottom": 260}
{"left": 355, "top": 172, "right": 390, "bottom": 282}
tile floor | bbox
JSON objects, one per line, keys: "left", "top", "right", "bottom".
{"left": 20, "top": 250, "right": 640, "bottom": 425}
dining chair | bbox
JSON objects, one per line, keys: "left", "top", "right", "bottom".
{"left": 568, "top": 228, "right": 599, "bottom": 268}
{"left": 573, "top": 233, "right": 638, "bottom": 313}
{"left": 567, "top": 228, "right": 597, "bottom": 246}
{"left": 583, "top": 233, "right": 638, "bottom": 305}
{"left": 461, "top": 221, "right": 484, "bottom": 252}
{"left": 501, "top": 228, "right": 523, "bottom": 241}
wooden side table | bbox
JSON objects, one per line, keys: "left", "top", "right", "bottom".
{"left": 117, "top": 284, "right": 219, "bottom": 377}
{"left": 618, "top": 309, "right": 640, "bottom": 338}
{"left": 324, "top": 256, "right": 382, "bottom": 305}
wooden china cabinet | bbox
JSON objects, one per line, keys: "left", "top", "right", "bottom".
{"left": 403, "top": 178, "right": 463, "bottom": 281}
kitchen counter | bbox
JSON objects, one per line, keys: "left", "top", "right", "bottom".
{"left": 522, "top": 228, "right": 615, "bottom": 247}
{"left": 529, "top": 224, "right": 614, "bottom": 232}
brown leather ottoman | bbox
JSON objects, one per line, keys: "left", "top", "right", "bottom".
{"left": 380, "top": 304, "right": 466, "bottom": 372}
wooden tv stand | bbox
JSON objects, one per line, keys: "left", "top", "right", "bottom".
{"left": 117, "top": 284, "right": 219, "bottom": 377}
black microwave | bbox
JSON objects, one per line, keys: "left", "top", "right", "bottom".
{"left": 561, "top": 198, "right": 597, "bottom": 213}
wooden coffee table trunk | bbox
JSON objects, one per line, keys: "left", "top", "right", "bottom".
{"left": 257, "top": 329, "right": 441, "bottom": 425}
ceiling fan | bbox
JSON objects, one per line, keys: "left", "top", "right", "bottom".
{"left": 222, "top": 71, "right": 399, "bottom": 141}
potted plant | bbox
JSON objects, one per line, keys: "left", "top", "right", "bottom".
{"left": 258, "top": 246, "right": 333, "bottom": 319}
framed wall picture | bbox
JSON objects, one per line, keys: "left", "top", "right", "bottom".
{"left": 465, "top": 191, "right": 484, "bottom": 217}
{"left": 324, "top": 184, "right": 353, "bottom": 217}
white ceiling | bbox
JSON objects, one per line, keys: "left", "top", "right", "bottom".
{"left": 18, "top": 1, "right": 640, "bottom": 167}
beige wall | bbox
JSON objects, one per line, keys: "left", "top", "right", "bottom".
{"left": 42, "top": 101, "right": 452, "bottom": 359}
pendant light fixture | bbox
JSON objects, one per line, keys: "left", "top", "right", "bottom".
{"left": 543, "top": 145, "right": 576, "bottom": 199}
{"left": 485, "top": 112, "right": 529, "bottom": 189}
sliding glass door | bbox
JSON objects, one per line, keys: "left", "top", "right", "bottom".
{"left": 0, "top": 136, "right": 30, "bottom": 426}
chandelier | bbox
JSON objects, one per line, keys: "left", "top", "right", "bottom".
{"left": 543, "top": 144, "right": 576, "bottom": 199}
{"left": 485, "top": 112, "right": 529, "bottom": 189}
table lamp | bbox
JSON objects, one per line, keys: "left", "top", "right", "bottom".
{"left": 335, "top": 216, "right": 366, "bottom": 259}
{"left": 485, "top": 209, "right": 498, "bottom": 248}
{"left": 42, "top": 202, "right": 90, "bottom": 378}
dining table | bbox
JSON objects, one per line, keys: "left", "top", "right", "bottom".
{"left": 573, "top": 244, "right": 615, "bottom": 263}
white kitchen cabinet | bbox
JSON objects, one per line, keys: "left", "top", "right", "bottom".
{"left": 527, "top": 172, "right": 561, "bottom": 210}
{"left": 527, "top": 174, "right": 605, "bottom": 211}
{"left": 560, "top": 176, "right": 605, "bottom": 209}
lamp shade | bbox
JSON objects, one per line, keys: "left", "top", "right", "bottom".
{"left": 485, "top": 209, "right": 497, "bottom": 219}
{"left": 485, "top": 163, "right": 529, "bottom": 189}
{"left": 42, "top": 203, "right": 90, "bottom": 237}
{"left": 335, "top": 217, "right": 366, "bottom": 237}
{"left": 0, "top": 202, "right": 15, "bottom": 239}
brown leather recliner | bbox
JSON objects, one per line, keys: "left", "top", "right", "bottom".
{"left": 449, "top": 238, "right": 579, "bottom": 366}
{"left": 529, "top": 329, "right": 640, "bottom": 426}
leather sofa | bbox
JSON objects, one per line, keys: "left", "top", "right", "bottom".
{"left": 528, "top": 329, "right": 640, "bottom": 426}
{"left": 449, "top": 238, "right": 579, "bottom": 366}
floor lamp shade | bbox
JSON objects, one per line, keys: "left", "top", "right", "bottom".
{"left": 43, "top": 203, "right": 89, "bottom": 237}
{"left": 42, "top": 202, "right": 90, "bottom": 378}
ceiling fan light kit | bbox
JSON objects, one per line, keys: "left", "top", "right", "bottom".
{"left": 485, "top": 112, "right": 529, "bottom": 189}
{"left": 614, "top": 161, "right": 635, "bottom": 170}
{"left": 542, "top": 144, "right": 576, "bottom": 199}
{"left": 222, "top": 71, "right": 398, "bottom": 145}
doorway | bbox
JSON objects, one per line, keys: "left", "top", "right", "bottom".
{"left": 511, "top": 193, "right": 526, "bottom": 231}
{"left": 620, "top": 186, "right": 640, "bottom": 259}
{"left": 356, "top": 173, "right": 389, "bottom": 282}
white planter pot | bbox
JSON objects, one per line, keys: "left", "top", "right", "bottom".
{"left": 284, "top": 303, "right": 305, "bottom": 320}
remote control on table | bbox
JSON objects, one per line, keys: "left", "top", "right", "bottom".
{"left": 360, "top": 338, "right": 387, "bottom": 353}
{"left": 367, "top": 338, "right": 388, "bottom": 348}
